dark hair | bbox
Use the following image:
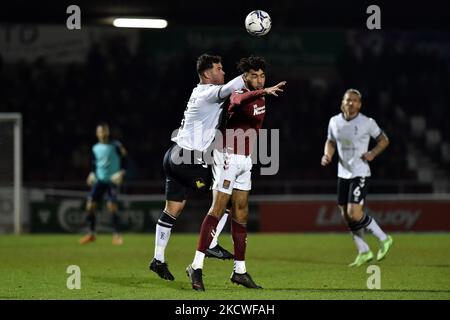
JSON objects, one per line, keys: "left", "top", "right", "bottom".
{"left": 196, "top": 54, "right": 222, "bottom": 76}
{"left": 237, "top": 56, "right": 266, "bottom": 73}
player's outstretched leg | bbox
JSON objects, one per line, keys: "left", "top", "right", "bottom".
{"left": 205, "top": 208, "right": 234, "bottom": 260}
{"left": 188, "top": 191, "right": 231, "bottom": 290}
{"left": 229, "top": 193, "right": 262, "bottom": 289}
{"left": 149, "top": 209, "right": 179, "bottom": 281}
{"left": 188, "top": 214, "right": 221, "bottom": 291}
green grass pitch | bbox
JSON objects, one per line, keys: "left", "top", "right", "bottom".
{"left": 1, "top": 233, "right": 449, "bottom": 300}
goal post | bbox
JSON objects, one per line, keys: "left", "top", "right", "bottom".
{"left": 0, "top": 113, "right": 22, "bottom": 234}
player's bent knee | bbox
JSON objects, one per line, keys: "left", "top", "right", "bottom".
{"left": 208, "top": 205, "right": 226, "bottom": 219}
{"left": 164, "top": 200, "right": 186, "bottom": 217}
{"left": 209, "top": 191, "right": 231, "bottom": 217}
{"left": 347, "top": 205, "right": 363, "bottom": 222}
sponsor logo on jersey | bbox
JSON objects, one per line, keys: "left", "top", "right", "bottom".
{"left": 253, "top": 104, "right": 266, "bottom": 115}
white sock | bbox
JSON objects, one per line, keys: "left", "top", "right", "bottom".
{"left": 234, "top": 260, "right": 247, "bottom": 274}
{"left": 365, "top": 219, "right": 387, "bottom": 241}
{"left": 154, "top": 224, "right": 171, "bottom": 263}
{"left": 209, "top": 212, "right": 229, "bottom": 249}
{"left": 192, "top": 250, "right": 205, "bottom": 270}
{"left": 351, "top": 229, "right": 370, "bottom": 253}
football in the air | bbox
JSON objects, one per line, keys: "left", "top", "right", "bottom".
{"left": 245, "top": 10, "right": 272, "bottom": 36}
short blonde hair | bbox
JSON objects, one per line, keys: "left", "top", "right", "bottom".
{"left": 344, "top": 88, "right": 362, "bottom": 100}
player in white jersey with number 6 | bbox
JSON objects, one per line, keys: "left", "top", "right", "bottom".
{"left": 149, "top": 54, "right": 245, "bottom": 280}
{"left": 321, "top": 89, "right": 393, "bottom": 267}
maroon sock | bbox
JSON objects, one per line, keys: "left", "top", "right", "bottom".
{"left": 197, "top": 214, "right": 219, "bottom": 253}
{"left": 232, "top": 219, "right": 247, "bottom": 261}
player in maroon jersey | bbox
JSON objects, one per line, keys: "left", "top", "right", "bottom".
{"left": 186, "top": 56, "right": 286, "bottom": 291}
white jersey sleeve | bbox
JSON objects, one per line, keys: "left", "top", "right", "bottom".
{"left": 171, "top": 75, "right": 244, "bottom": 152}
{"left": 368, "top": 118, "right": 382, "bottom": 139}
{"left": 205, "top": 75, "right": 245, "bottom": 102}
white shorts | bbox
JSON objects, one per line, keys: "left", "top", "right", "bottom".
{"left": 212, "top": 149, "right": 253, "bottom": 195}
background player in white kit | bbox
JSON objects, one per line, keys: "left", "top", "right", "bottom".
{"left": 321, "top": 89, "right": 393, "bottom": 267}
{"left": 149, "top": 54, "right": 245, "bottom": 280}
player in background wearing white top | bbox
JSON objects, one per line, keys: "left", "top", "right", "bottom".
{"left": 321, "top": 89, "right": 393, "bottom": 267}
{"left": 149, "top": 54, "right": 245, "bottom": 280}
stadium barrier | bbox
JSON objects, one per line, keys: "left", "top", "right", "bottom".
{"left": 19, "top": 190, "right": 450, "bottom": 233}
{"left": 257, "top": 195, "right": 450, "bottom": 232}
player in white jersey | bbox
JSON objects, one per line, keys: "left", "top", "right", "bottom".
{"left": 321, "top": 89, "right": 393, "bottom": 267}
{"left": 149, "top": 54, "right": 245, "bottom": 280}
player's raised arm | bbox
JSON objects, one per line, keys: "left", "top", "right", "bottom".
{"left": 263, "top": 81, "right": 286, "bottom": 97}
{"left": 229, "top": 89, "right": 265, "bottom": 110}
{"left": 215, "top": 74, "right": 245, "bottom": 101}
{"left": 196, "top": 54, "right": 245, "bottom": 103}
{"left": 229, "top": 81, "right": 286, "bottom": 108}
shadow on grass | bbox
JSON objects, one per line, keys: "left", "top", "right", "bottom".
{"left": 268, "top": 287, "right": 450, "bottom": 294}
{"left": 89, "top": 275, "right": 186, "bottom": 290}
{"left": 89, "top": 275, "right": 237, "bottom": 292}
{"left": 252, "top": 256, "right": 346, "bottom": 266}
{"left": 422, "top": 264, "right": 450, "bottom": 268}
{"left": 87, "top": 275, "right": 450, "bottom": 296}
{"left": 252, "top": 257, "right": 450, "bottom": 268}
